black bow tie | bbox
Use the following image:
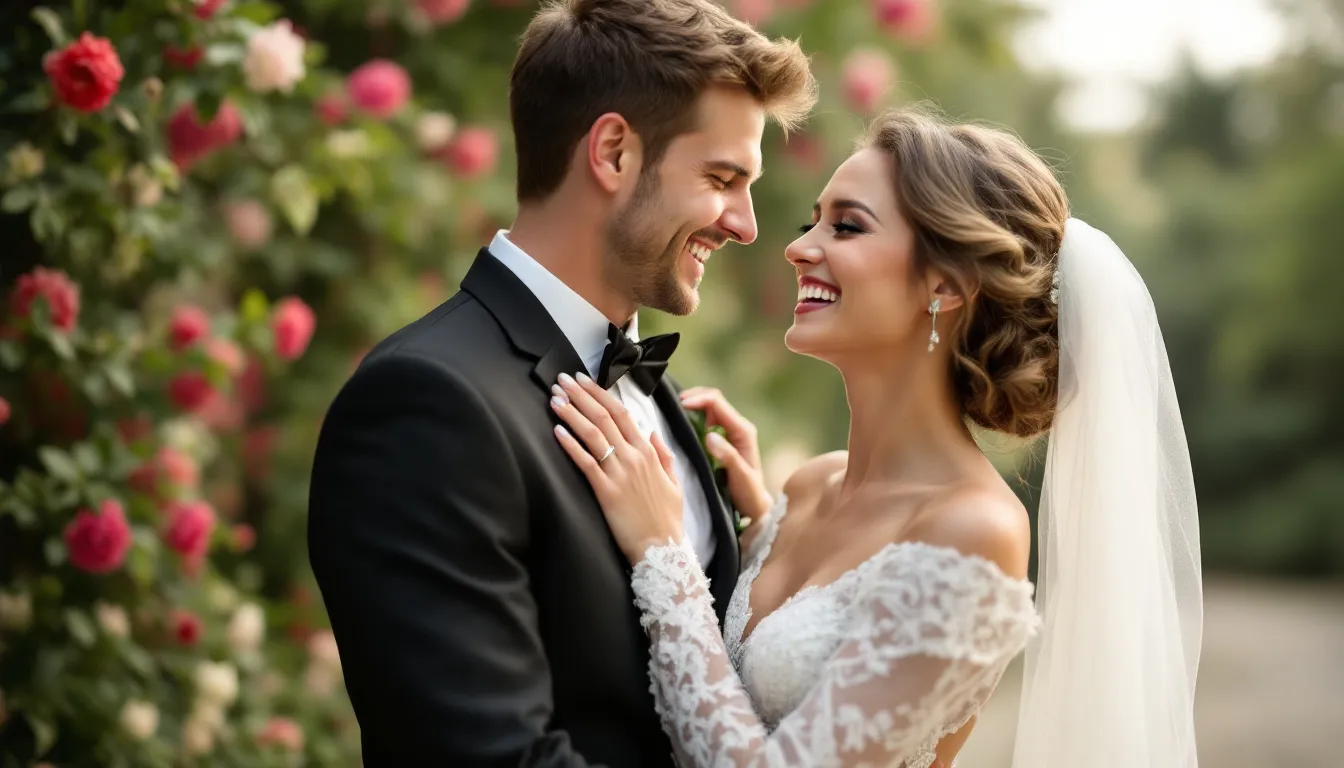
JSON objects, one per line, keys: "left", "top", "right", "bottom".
{"left": 597, "top": 324, "right": 680, "bottom": 394}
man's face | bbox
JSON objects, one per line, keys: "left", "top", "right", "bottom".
{"left": 605, "top": 86, "right": 765, "bottom": 316}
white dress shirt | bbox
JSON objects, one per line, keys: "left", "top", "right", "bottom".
{"left": 489, "top": 231, "right": 718, "bottom": 566}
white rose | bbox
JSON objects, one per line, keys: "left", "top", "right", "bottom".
{"left": 242, "top": 20, "right": 306, "bottom": 94}
{"left": 95, "top": 602, "right": 130, "bottom": 638}
{"left": 416, "top": 112, "right": 457, "bottom": 153}
{"left": 181, "top": 714, "right": 216, "bottom": 755}
{"left": 119, "top": 699, "right": 159, "bottom": 740}
{"left": 326, "top": 129, "right": 370, "bottom": 158}
{"left": 195, "top": 661, "right": 239, "bottom": 707}
{"left": 0, "top": 591, "right": 32, "bottom": 630}
{"left": 5, "top": 142, "right": 44, "bottom": 182}
{"left": 226, "top": 602, "right": 265, "bottom": 654}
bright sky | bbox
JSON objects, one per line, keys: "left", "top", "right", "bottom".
{"left": 1014, "top": 0, "right": 1289, "bottom": 132}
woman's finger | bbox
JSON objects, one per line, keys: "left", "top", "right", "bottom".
{"left": 551, "top": 387, "right": 611, "bottom": 459}
{"left": 575, "top": 373, "right": 644, "bottom": 446}
{"left": 557, "top": 373, "right": 625, "bottom": 449}
{"left": 554, "top": 424, "right": 610, "bottom": 490}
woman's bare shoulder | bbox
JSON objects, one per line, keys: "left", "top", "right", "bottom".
{"left": 904, "top": 481, "right": 1032, "bottom": 580}
{"left": 781, "top": 450, "right": 848, "bottom": 500}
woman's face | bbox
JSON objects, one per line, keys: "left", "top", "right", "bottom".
{"left": 784, "top": 148, "right": 937, "bottom": 363}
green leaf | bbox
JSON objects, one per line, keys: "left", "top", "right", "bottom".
{"left": 106, "top": 364, "right": 134, "bottom": 397}
{"left": 0, "top": 339, "right": 25, "bottom": 369}
{"left": 57, "top": 112, "right": 78, "bottom": 145}
{"left": 203, "top": 43, "right": 245, "bottom": 66}
{"left": 7, "top": 89, "right": 52, "bottom": 113}
{"left": 240, "top": 288, "right": 270, "bottom": 324}
{"left": 31, "top": 7, "right": 68, "bottom": 46}
{"left": 38, "top": 447, "right": 81, "bottom": 481}
{"left": 2, "top": 186, "right": 38, "bottom": 213}
{"left": 64, "top": 608, "right": 96, "bottom": 647}
{"left": 73, "top": 443, "right": 101, "bottom": 474}
{"left": 44, "top": 537, "right": 67, "bottom": 566}
{"left": 230, "top": 1, "right": 280, "bottom": 24}
{"left": 271, "top": 165, "right": 318, "bottom": 235}
{"left": 27, "top": 712, "right": 58, "bottom": 756}
{"left": 113, "top": 105, "right": 140, "bottom": 133}
{"left": 48, "top": 330, "right": 75, "bottom": 360}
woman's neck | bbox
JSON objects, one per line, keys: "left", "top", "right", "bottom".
{"left": 832, "top": 349, "right": 977, "bottom": 500}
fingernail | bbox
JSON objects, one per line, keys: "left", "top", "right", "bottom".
{"left": 558, "top": 373, "right": 576, "bottom": 388}
{"left": 551, "top": 396, "right": 566, "bottom": 410}
{"left": 554, "top": 425, "right": 568, "bottom": 438}
{"left": 706, "top": 432, "right": 725, "bottom": 450}
{"left": 551, "top": 384, "right": 568, "bottom": 403}
{"left": 576, "top": 372, "right": 591, "bottom": 385}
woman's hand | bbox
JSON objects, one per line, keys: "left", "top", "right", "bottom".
{"left": 679, "top": 387, "right": 773, "bottom": 525}
{"left": 551, "top": 372, "right": 685, "bottom": 564}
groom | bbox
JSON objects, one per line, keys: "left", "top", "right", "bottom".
{"left": 307, "top": 1, "right": 816, "bottom": 765}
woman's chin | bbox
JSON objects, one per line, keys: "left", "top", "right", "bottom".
{"left": 784, "top": 323, "right": 830, "bottom": 358}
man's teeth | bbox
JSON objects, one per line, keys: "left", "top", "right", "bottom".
{"left": 688, "top": 242, "right": 712, "bottom": 263}
{"left": 797, "top": 284, "right": 839, "bottom": 303}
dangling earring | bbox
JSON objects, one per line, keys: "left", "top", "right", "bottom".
{"left": 927, "top": 298, "right": 941, "bottom": 352}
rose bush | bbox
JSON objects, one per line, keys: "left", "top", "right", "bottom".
{"left": 0, "top": 0, "right": 1030, "bottom": 763}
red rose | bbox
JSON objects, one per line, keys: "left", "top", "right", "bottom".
{"left": 169, "top": 306, "right": 210, "bottom": 351}
{"left": 116, "top": 414, "right": 154, "bottom": 444}
{"left": 164, "top": 44, "right": 203, "bottom": 69}
{"left": 873, "top": 0, "right": 934, "bottom": 44}
{"left": 0, "top": 396, "right": 10, "bottom": 426}
{"left": 167, "top": 371, "right": 216, "bottom": 412}
{"left": 171, "top": 609, "right": 202, "bottom": 645}
{"left": 195, "top": 0, "right": 226, "bottom": 19}
{"left": 443, "top": 127, "right": 498, "bottom": 179}
{"left": 232, "top": 523, "right": 256, "bottom": 552}
{"left": 841, "top": 48, "right": 894, "bottom": 115}
{"left": 416, "top": 0, "right": 470, "bottom": 24}
{"left": 272, "top": 297, "right": 315, "bottom": 361}
{"left": 166, "top": 101, "right": 243, "bottom": 170}
{"left": 163, "top": 500, "right": 215, "bottom": 560}
{"left": 346, "top": 60, "right": 410, "bottom": 119}
{"left": 11, "top": 267, "right": 80, "bottom": 332}
{"left": 63, "top": 499, "right": 132, "bottom": 574}
{"left": 257, "top": 717, "right": 304, "bottom": 751}
{"left": 44, "top": 33, "right": 125, "bottom": 113}
{"left": 206, "top": 338, "right": 244, "bottom": 376}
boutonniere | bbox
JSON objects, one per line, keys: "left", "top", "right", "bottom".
{"left": 686, "top": 408, "right": 752, "bottom": 536}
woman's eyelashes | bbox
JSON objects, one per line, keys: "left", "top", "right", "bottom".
{"left": 798, "top": 219, "right": 866, "bottom": 236}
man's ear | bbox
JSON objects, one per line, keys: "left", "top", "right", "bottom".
{"left": 587, "top": 113, "right": 641, "bottom": 195}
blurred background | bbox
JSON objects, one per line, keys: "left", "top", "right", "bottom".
{"left": 0, "top": 0, "right": 1340, "bottom": 765}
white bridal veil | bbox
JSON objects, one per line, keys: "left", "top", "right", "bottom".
{"left": 1010, "top": 219, "right": 1204, "bottom": 767}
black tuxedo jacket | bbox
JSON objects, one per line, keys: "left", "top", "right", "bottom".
{"left": 308, "top": 248, "right": 741, "bottom": 767}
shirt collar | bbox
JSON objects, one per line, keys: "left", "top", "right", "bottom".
{"left": 489, "top": 230, "right": 636, "bottom": 375}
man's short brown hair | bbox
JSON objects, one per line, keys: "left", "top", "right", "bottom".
{"left": 509, "top": 0, "right": 817, "bottom": 202}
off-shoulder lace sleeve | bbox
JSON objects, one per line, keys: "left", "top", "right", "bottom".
{"left": 630, "top": 539, "right": 1040, "bottom": 768}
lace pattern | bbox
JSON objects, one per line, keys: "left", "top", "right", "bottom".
{"left": 630, "top": 516, "right": 1040, "bottom": 768}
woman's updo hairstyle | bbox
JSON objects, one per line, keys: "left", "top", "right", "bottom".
{"left": 863, "top": 107, "right": 1069, "bottom": 438}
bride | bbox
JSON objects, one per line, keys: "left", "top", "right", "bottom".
{"left": 548, "top": 108, "right": 1203, "bottom": 768}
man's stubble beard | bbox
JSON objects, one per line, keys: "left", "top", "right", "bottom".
{"left": 604, "top": 168, "right": 697, "bottom": 317}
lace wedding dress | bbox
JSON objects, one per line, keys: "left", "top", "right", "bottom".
{"left": 630, "top": 494, "right": 1041, "bottom": 768}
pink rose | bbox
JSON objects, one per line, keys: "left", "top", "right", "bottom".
{"left": 130, "top": 446, "right": 199, "bottom": 497}
{"left": 11, "top": 267, "right": 80, "bottom": 332}
{"left": 223, "top": 199, "right": 272, "bottom": 250}
{"left": 346, "top": 60, "right": 410, "bottom": 119}
{"left": 236, "top": 356, "right": 267, "bottom": 415}
{"left": 842, "top": 48, "right": 895, "bottom": 114}
{"left": 0, "top": 396, "right": 10, "bottom": 426}
{"left": 63, "top": 500, "right": 132, "bottom": 574}
{"left": 242, "top": 20, "right": 306, "bottom": 94}
{"left": 170, "top": 306, "right": 211, "bottom": 351}
{"left": 315, "top": 93, "right": 348, "bottom": 126}
{"left": 44, "top": 33, "right": 124, "bottom": 113}
{"left": 167, "top": 371, "right": 216, "bottom": 413}
{"left": 170, "top": 609, "right": 202, "bottom": 646}
{"left": 731, "top": 0, "right": 775, "bottom": 26}
{"left": 442, "top": 126, "right": 498, "bottom": 179}
{"left": 271, "top": 297, "right": 315, "bottom": 360}
{"left": 206, "top": 338, "right": 244, "bottom": 376}
{"left": 232, "top": 523, "right": 256, "bottom": 552}
{"left": 256, "top": 717, "right": 304, "bottom": 751}
{"left": 416, "top": 0, "right": 470, "bottom": 25}
{"left": 873, "top": 0, "right": 935, "bottom": 45}
{"left": 167, "top": 100, "right": 243, "bottom": 170}
{"left": 783, "top": 133, "right": 823, "bottom": 172}
{"left": 163, "top": 500, "right": 215, "bottom": 560}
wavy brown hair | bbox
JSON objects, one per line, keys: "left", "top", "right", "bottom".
{"left": 863, "top": 107, "right": 1069, "bottom": 438}
{"left": 510, "top": 0, "right": 818, "bottom": 202}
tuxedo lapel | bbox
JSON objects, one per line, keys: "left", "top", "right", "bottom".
{"left": 652, "top": 381, "right": 740, "bottom": 625}
{"left": 460, "top": 248, "right": 588, "bottom": 395}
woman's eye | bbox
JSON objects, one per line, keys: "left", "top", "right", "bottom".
{"left": 833, "top": 220, "right": 865, "bottom": 235}
{"left": 798, "top": 223, "right": 816, "bottom": 233}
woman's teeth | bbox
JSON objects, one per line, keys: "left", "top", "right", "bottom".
{"left": 797, "top": 284, "right": 839, "bottom": 303}
{"left": 688, "top": 242, "right": 711, "bottom": 264}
